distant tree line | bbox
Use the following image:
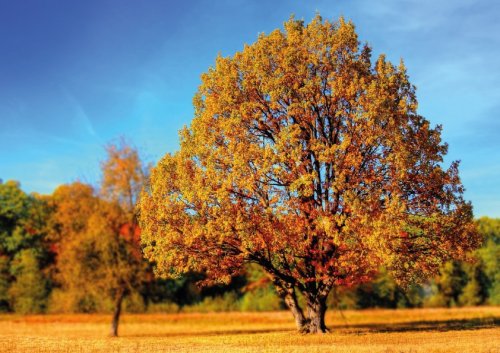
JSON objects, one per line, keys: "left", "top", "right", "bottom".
{"left": 0, "top": 142, "right": 498, "bottom": 322}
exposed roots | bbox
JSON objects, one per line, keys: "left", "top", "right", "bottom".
{"left": 298, "top": 319, "right": 330, "bottom": 334}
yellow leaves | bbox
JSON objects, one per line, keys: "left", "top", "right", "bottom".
{"left": 290, "top": 173, "right": 315, "bottom": 198}
{"left": 50, "top": 182, "right": 99, "bottom": 243}
{"left": 101, "top": 138, "right": 149, "bottom": 215}
{"left": 138, "top": 14, "right": 477, "bottom": 292}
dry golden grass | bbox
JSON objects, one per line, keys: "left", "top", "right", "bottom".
{"left": 0, "top": 307, "right": 498, "bottom": 352}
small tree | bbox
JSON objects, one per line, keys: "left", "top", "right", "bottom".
{"left": 138, "top": 16, "right": 479, "bottom": 333}
{"left": 49, "top": 182, "right": 102, "bottom": 312}
{"left": 476, "top": 217, "right": 500, "bottom": 305}
{"left": 8, "top": 248, "right": 49, "bottom": 314}
{"left": 100, "top": 138, "right": 150, "bottom": 336}
{"left": 0, "top": 181, "right": 52, "bottom": 313}
{"left": 50, "top": 140, "right": 149, "bottom": 336}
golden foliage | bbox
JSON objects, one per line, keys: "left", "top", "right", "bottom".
{"left": 101, "top": 137, "right": 150, "bottom": 216}
{"left": 49, "top": 141, "right": 150, "bottom": 323}
{"left": 138, "top": 15, "right": 479, "bottom": 333}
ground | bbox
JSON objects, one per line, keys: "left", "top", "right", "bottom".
{"left": 0, "top": 307, "right": 498, "bottom": 352}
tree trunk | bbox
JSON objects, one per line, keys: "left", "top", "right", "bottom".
{"left": 270, "top": 276, "right": 331, "bottom": 334}
{"left": 284, "top": 289, "right": 307, "bottom": 330}
{"left": 110, "top": 290, "right": 124, "bottom": 337}
{"left": 302, "top": 296, "right": 328, "bottom": 334}
{"left": 273, "top": 281, "right": 306, "bottom": 330}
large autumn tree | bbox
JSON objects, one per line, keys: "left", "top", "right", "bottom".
{"left": 138, "top": 16, "right": 479, "bottom": 333}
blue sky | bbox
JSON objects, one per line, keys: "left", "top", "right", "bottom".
{"left": 0, "top": 0, "right": 498, "bottom": 217}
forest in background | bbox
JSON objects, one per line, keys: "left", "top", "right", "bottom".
{"left": 0, "top": 141, "right": 498, "bottom": 315}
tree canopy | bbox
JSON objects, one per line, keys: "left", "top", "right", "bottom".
{"left": 125, "top": 16, "right": 475, "bottom": 333}
{"left": 0, "top": 180, "right": 52, "bottom": 313}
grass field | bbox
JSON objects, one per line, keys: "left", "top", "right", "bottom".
{"left": 0, "top": 307, "right": 498, "bottom": 352}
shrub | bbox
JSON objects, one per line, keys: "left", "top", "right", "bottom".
{"left": 240, "top": 287, "right": 282, "bottom": 311}
{"left": 183, "top": 292, "right": 240, "bottom": 313}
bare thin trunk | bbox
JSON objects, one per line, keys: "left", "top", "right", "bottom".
{"left": 110, "top": 290, "right": 124, "bottom": 337}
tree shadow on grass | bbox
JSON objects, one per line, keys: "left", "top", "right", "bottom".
{"left": 125, "top": 317, "right": 499, "bottom": 338}
{"left": 334, "top": 317, "right": 499, "bottom": 334}
{"left": 127, "top": 327, "right": 295, "bottom": 338}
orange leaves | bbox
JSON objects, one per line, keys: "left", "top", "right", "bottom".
{"left": 138, "top": 15, "right": 478, "bottom": 303}
{"left": 101, "top": 137, "right": 149, "bottom": 215}
{"left": 50, "top": 141, "right": 151, "bottom": 307}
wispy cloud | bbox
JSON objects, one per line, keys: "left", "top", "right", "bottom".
{"left": 61, "top": 87, "right": 98, "bottom": 138}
